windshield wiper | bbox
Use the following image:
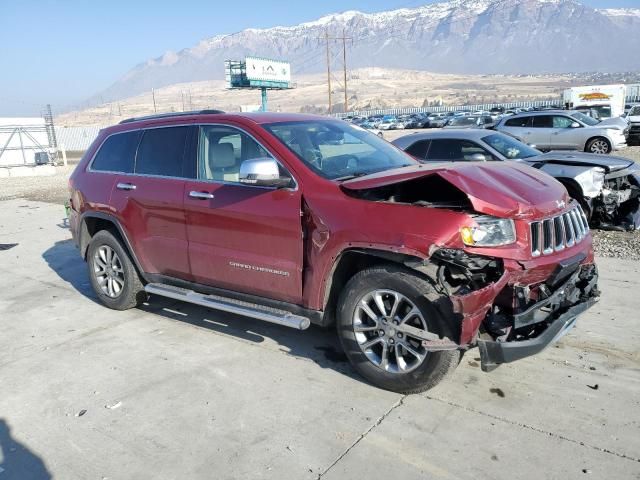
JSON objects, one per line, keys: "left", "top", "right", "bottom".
{"left": 333, "top": 172, "right": 371, "bottom": 182}
{"left": 334, "top": 164, "right": 416, "bottom": 182}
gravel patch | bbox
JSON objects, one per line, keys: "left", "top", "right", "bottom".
{"left": 592, "top": 229, "right": 640, "bottom": 261}
{"left": 0, "top": 164, "right": 75, "bottom": 204}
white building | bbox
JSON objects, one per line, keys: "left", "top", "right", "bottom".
{"left": 0, "top": 117, "right": 52, "bottom": 167}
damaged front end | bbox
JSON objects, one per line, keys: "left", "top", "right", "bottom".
{"left": 427, "top": 248, "right": 600, "bottom": 372}
{"left": 592, "top": 168, "right": 640, "bottom": 231}
{"left": 340, "top": 162, "right": 600, "bottom": 371}
{"left": 536, "top": 157, "right": 640, "bottom": 230}
{"left": 477, "top": 262, "right": 599, "bottom": 372}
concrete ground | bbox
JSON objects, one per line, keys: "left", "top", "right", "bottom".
{"left": 0, "top": 199, "right": 639, "bottom": 480}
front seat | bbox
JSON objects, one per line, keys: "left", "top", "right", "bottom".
{"left": 209, "top": 143, "right": 239, "bottom": 182}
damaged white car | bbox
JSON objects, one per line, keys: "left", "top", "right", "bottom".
{"left": 392, "top": 130, "right": 640, "bottom": 230}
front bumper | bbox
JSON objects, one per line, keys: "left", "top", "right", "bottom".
{"left": 477, "top": 264, "right": 599, "bottom": 372}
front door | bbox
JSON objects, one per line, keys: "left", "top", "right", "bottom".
{"left": 184, "top": 124, "right": 304, "bottom": 304}
{"left": 549, "top": 115, "right": 580, "bottom": 150}
{"left": 528, "top": 115, "right": 554, "bottom": 150}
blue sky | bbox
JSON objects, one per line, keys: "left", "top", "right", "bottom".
{"left": 0, "top": 0, "right": 636, "bottom": 116}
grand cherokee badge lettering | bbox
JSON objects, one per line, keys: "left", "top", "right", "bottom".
{"left": 229, "top": 261, "right": 290, "bottom": 277}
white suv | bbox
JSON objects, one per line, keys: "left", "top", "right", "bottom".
{"left": 495, "top": 110, "right": 628, "bottom": 154}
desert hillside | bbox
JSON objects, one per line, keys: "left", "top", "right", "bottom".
{"left": 56, "top": 68, "right": 574, "bottom": 126}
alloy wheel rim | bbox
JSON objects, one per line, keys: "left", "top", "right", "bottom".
{"left": 590, "top": 140, "right": 608, "bottom": 154}
{"left": 93, "top": 245, "right": 125, "bottom": 298}
{"left": 353, "top": 289, "right": 429, "bottom": 373}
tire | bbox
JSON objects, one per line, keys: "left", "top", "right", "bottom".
{"left": 336, "top": 264, "right": 460, "bottom": 394}
{"left": 87, "top": 230, "right": 146, "bottom": 310}
{"left": 585, "top": 137, "right": 611, "bottom": 154}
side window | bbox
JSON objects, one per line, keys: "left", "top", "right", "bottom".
{"left": 198, "top": 126, "right": 274, "bottom": 183}
{"left": 532, "top": 116, "right": 553, "bottom": 128}
{"left": 426, "top": 139, "right": 495, "bottom": 161}
{"left": 504, "top": 117, "right": 531, "bottom": 128}
{"left": 91, "top": 131, "right": 141, "bottom": 173}
{"left": 405, "top": 140, "right": 430, "bottom": 159}
{"left": 552, "top": 116, "right": 574, "bottom": 128}
{"left": 135, "top": 126, "right": 190, "bottom": 177}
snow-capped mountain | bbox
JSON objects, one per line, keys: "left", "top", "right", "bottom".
{"left": 95, "top": 0, "right": 640, "bottom": 102}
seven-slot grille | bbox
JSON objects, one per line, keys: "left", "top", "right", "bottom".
{"left": 530, "top": 204, "right": 589, "bottom": 257}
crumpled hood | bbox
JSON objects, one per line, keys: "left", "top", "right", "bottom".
{"left": 530, "top": 151, "right": 634, "bottom": 173}
{"left": 341, "top": 162, "right": 569, "bottom": 219}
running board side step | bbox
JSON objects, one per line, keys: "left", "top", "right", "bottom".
{"left": 144, "top": 283, "right": 311, "bottom": 330}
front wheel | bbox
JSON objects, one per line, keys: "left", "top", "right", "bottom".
{"left": 586, "top": 137, "right": 611, "bottom": 154}
{"left": 336, "top": 265, "right": 460, "bottom": 394}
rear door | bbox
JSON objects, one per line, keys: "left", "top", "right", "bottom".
{"left": 183, "top": 124, "right": 303, "bottom": 304}
{"left": 498, "top": 116, "right": 532, "bottom": 143}
{"left": 110, "top": 125, "right": 194, "bottom": 279}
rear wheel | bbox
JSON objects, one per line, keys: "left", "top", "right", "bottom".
{"left": 336, "top": 265, "right": 460, "bottom": 394}
{"left": 87, "top": 230, "right": 146, "bottom": 310}
{"left": 586, "top": 137, "right": 611, "bottom": 154}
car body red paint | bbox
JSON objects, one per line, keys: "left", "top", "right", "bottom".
{"left": 69, "top": 112, "right": 599, "bottom": 383}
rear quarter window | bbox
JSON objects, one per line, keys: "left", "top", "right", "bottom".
{"left": 90, "top": 131, "right": 141, "bottom": 173}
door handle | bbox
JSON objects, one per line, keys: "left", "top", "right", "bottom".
{"left": 116, "top": 182, "right": 136, "bottom": 191}
{"left": 189, "top": 191, "right": 214, "bottom": 200}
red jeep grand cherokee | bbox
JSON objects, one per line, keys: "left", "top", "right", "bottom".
{"left": 69, "top": 111, "right": 599, "bottom": 393}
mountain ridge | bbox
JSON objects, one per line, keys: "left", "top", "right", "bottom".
{"left": 93, "top": 0, "right": 640, "bottom": 103}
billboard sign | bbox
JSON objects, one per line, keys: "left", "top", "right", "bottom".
{"left": 245, "top": 57, "right": 291, "bottom": 85}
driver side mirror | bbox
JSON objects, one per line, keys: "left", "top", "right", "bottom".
{"left": 571, "top": 122, "right": 581, "bottom": 128}
{"left": 239, "top": 158, "right": 292, "bottom": 188}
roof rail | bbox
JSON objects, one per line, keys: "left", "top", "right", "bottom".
{"left": 119, "top": 109, "right": 225, "bottom": 124}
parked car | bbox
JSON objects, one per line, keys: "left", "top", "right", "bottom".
{"left": 392, "top": 129, "right": 640, "bottom": 230}
{"left": 69, "top": 111, "right": 599, "bottom": 393}
{"left": 443, "top": 115, "right": 494, "bottom": 129}
{"left": 427, "top": 113, "right": 448, "bottom": 128}
{"left": 495, "top": 110, "right": 628, "bottom": 154}
{"left": 378, "top": 115, "right": 399, "bottom": 130}
{"left": 625, "top": 105, "right": 640, "bottom": 146}
{"left": 404, "top": 113, "right": 429, "bottom": 129}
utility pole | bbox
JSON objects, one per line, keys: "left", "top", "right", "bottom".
{"left": 152, "top": 88, "right": 157, "bottom": 112}
{"left": 342, "top": 28, "right": 348, "bottom": 113}
{"left": 319, "top": 30, "right": 352, "bottom": 115}
{"left": 325, "top": 30, "right": 332, "bottom": 114}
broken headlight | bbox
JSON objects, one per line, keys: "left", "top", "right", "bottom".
{"left": 592, "top": 167, "right": 606, "bottom": 191}
{"left": 460, "top": 216, "right": 516, "bottom": 247}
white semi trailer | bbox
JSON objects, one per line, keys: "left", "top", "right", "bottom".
{"left": 563, "top": 84, "right": 626, "bottom": 119}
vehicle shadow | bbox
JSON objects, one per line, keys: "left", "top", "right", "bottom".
{"left": 0, "top": 418, "right": 52, "bottom": 480}
{"left": 42, "top": 240, "right": 360, "bottom": 382}
{"left": 42, "top": 239, "right": 98, "bottom": 302}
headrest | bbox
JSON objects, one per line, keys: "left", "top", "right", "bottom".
{"left": 209, "top": 143, "right": 235, "bottom": 168}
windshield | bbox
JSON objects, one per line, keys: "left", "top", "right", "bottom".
{"left": 571, "top": 112, "right": 600, "bottom": 126}
{"left": 449, "top": 117, "right": 476, "bottom": 126}
{"left": 264, "top": 120, "right": 417, "bottom": 180}
{"left": 629, "top": 106, "right": 640, "bottom": 116}
{"left": 482, "top": 133, "right": 541, "bottom": 159}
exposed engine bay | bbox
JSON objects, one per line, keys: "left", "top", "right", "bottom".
{"left": 342, "top": 174, "right": 473, "bottom": 210}
{"left": 591, "top": 172, "right": 640, "bottom": 231}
